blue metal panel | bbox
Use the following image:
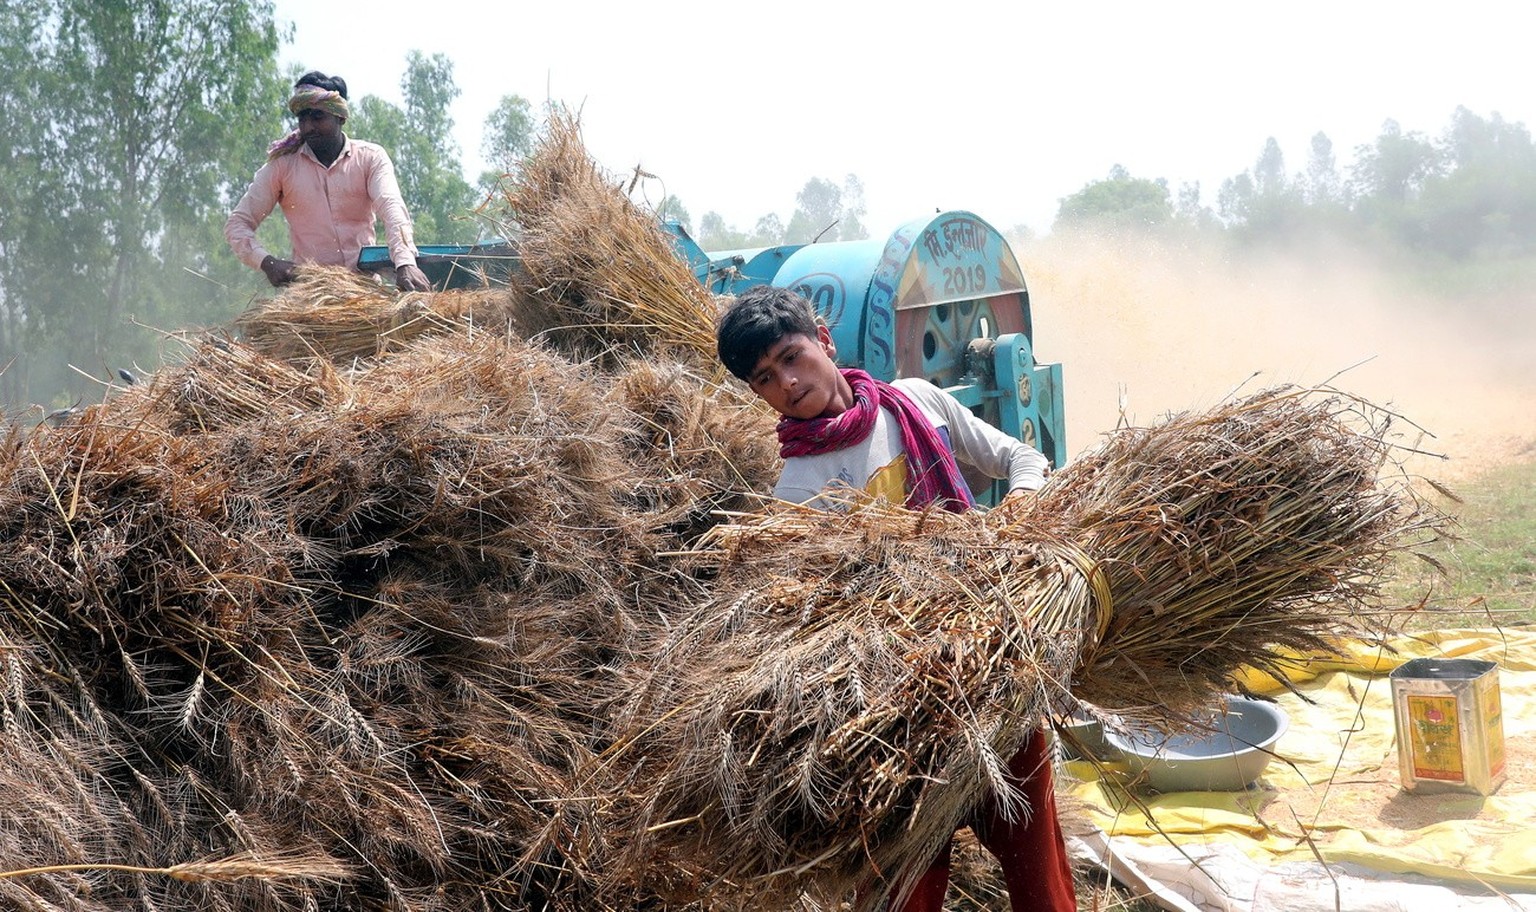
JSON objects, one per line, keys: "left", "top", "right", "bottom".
{"left": 661, "top": 220, "right": 710, "bottom": 273}
{"left": 356, "top": 240, "right": 517, "bottom": 289}
{"left": 659, "top": 221, "right": 805, "bottom": 294}
{"left": 896, "top": 212, "right": 1028, "bottom": 318}
{"left": 708, "top": 246, "right": 805, "bottom": 294}
{"left": 769, "top": 239, "right": 886, "bottom": 374}
{"left": 664, "top": 212, "right": 1067, "bottom": 467}
{"left": 857, "top": 226, "right": 917, "bottom": 381}
{"left": 991, "top": 333, "right": 1067, "bottom": 471}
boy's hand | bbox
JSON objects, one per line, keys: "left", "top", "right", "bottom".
{"left": 995, "top": 487, "right": 1039, "bottom": 517}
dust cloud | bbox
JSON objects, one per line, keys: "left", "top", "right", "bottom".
{"left": 1017, "top": 232, "right": 1536, "bottom": 482}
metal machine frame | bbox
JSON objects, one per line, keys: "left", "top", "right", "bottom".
{"left": 668, "top": 211, "right": 1066, "bottom": 502}
{"left": 361, "top": 210, "right": 1067, "bottom": 504}
{"left": 357, "top": 241, "right": 518, "bottom": 290}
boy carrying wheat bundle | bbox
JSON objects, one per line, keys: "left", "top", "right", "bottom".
{"left": 714, "top": 285, "right": 1075, "bottom": 912}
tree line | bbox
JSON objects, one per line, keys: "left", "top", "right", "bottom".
{"left": 1054, "top": 106, "right": 1536, "bottom": 268}
{"left": 5, "top": 1, "right": 1531, "bottom": 410}
{"left": 0, "top": 0, "right": 871, "bottom": 410}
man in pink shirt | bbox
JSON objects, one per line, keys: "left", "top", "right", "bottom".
{"left": 225, "top": 71, "right": 431, "bottom": 292}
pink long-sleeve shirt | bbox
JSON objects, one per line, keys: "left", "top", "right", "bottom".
{"left": 224, "top": 136, "right": 418, "bottom": 272}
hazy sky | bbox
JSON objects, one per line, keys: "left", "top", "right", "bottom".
{"left": 270, "top": 0, "right": 1533, "bottom": 238}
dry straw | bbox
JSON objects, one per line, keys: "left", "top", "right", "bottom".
{"left": 604, "top": 386, "right": 1441, "bottom": 910}
{"left": 0, "top": 852, "right": 352, "bottom": 886}
{"left": 0, "top": 104, "right": 1445, "bottom": 912}
{"left": 499, "top": 108, "right": 724, "bottom": 369}
{"left": 0, "top": 320, "right": 784, "bottom": 910}
{"left": 235, "top": 267, "right": 518, "bottom": 362}
{"left": 0, "top": 106, "right": 779, "bottom": 910}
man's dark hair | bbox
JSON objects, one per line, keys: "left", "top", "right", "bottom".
{"left": 716, "top": 286, "right": 821, "bottom": 381}
{"left": 295, "top": 70, "right": 348, "bottom": 99}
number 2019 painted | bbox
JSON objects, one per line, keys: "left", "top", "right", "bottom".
{"left": 943, "top": 264, "right": 987, "bottom": 296}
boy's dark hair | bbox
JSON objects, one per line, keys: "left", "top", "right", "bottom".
{"left": 295, "top": 70, "right": 348, "bottom": 99}
{"left": 716, "top": 286, "right": 821, "bottom": 381}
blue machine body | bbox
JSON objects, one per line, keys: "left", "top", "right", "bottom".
{"left": 357, "top": 240, "right": 518, "bottom": 289}
{"left": 364, "top": 210, "right": 1067, "bottom": 502}
{"left": 667, "top": 211, "right": 1066, "bottom": 497}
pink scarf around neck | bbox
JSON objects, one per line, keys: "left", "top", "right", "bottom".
{"left": 776, "top": 369, "right": 974, "bottom": 512}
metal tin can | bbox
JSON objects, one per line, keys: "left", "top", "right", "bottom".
{"left": 1389, "top": 657, "right": 1506, "bottom": 795}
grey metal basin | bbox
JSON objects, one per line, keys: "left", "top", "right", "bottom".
{"left": 1103, "top": 695, "right": 1289, "bottom": 792}
{"left": 1059, "top": 711, "right": 1118, "bottom": 762}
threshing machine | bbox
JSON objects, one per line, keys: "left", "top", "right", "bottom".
{"left": 360, "top": 209, "right": 1065, "bottom": 504}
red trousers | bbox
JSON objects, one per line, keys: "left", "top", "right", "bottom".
{"left": 890, "top": 733, "right": 1076, "bottom": 912}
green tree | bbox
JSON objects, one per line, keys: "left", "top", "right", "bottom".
{"left": 1174, "top": 180, "right": 1214, "bottom": 228}
{"left": 1418, "top": 107, "right": 1536, "bottom": 256}
{"left": 1055, "top": 164, "right": 1173, "bottom": 232}
{"left": 1303, "top": 132, "right": 1342, "bottom": 205}
{"left": 696, "top": 212, "right": 747, "bottom": 250}
{"left": 1216, "top": 139, "right": 1312, "bottom": 239}
{"left": 748, "top": 214, "right": 786, "bottom": 246}
{"left": 1217, "top": 171, "right": 1255, "bottom": 225}
{"left": 1247, "top": 138, "right": 1305, "bottom": 234}
{"left": 839, "top": 174, "right": 869, "bottom": 241}
{"left": 478, "top": 93, "right": 535, "bottom": 191}
{"left": 350, "top": 51, "right": 477, "bottom": 244}
{"left": 1252, "top": 137, "right": 1287, "bottom": 198}
{"left": 785, "top": 177, "right": 843, "bottom": 243}
{"left": 1350, "top": 119, "right": 1441, "bottom": 205}
{"left": 483, "top": 94, "right": 535, "bottom": 170}
{"left": 1347, "top": 119, "right": 1441, "bottom": 248}
{"left": 0, "top": 0, "right": 286, "bottom": 406}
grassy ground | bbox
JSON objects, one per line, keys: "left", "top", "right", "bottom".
{"left": 1390, "top": 459, "right": 1536, "bottom": 629}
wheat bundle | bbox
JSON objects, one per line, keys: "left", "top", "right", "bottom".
{"left": 2, "top": 108, "right": 1446, "bottom": 911}
{"left": 234, "top": 267, "right": 519, "bottom": 363}
{"left": 609, "top": 360, "right": 779, "bottom": 540}
{"left": 0, "top": 329, "right": 752, "bottom": 911}
{"left": 499, "top": 110, "right": 723, "bottom": 367}
{"left": 1042, "top": 388, "right": 1435, "bottom": 711}
{"left": 606, "top": 386, "right": 1439, "bottom": 909}
{"left": 604, "top": 504, "right": 1094, "bottom": 909}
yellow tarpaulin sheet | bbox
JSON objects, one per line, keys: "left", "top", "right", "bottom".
{"left": 1068, "top": 628, "right": 1536, "bottom": 893}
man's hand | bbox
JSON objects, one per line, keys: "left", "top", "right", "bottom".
{"left": 394, "top": 263, "right": 431, "bottom": 292}
{"left": 260, "top": 255, "right": 297, "bottom": 287}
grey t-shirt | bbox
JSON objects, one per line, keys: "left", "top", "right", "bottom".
{"left": 773, "top": 377, "right": 1048, "bottom": 509}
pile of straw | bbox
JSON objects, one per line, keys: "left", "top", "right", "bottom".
{"left": 499, "top": 110, "right": 723, "bottom": 367}
{"left": 0, "top": 109, "right": 1443, "bottom": 912}
{"left": 0, "top": 105, "right": 784, "bottom": 910}
{"left": 235, "top": 268, "right": 518, "bottom": 363}
{"left": 0, "top": 328, "right": 778, "bottom": 911}
{"left": 605, "top": 387, "right": 1439, "bottom": 909}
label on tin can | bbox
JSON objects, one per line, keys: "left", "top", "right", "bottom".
{"left": 1405, "top": 694, "right": 1464, "bottom": 781}
{"left": 1483, "top": 679, "right": 1506, "bottom": 778}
